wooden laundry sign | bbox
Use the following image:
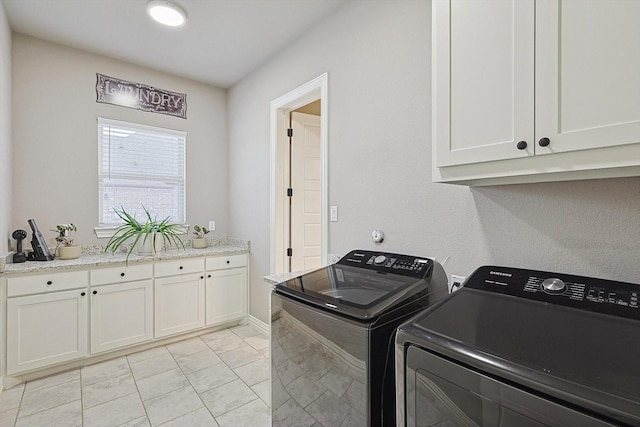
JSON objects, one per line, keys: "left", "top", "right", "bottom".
{"left": 96, "top": 73, "right": 187, "bottom": 119}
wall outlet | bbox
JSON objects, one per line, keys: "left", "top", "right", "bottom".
{"left": 450, "top": 275, "right": 466, "bottom": 293}
{"left": 208, "top": 221, "right": 216, "bottom": 231}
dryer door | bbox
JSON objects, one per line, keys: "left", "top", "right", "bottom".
{"left": 404, "top": 346, "right": 615, "bottom": 427}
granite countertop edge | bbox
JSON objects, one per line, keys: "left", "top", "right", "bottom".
{"left": 263, "top": 253, "right": 341, "bottom": 285}
{"left": 263, "top": 270, "right": 313, "bottom": 286}
{"left": 3, "top": 241, "right": 249, "bottom": 275}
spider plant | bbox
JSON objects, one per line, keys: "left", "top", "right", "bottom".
{"left": 104, "top": 206, "right": 186, "bottom": 261}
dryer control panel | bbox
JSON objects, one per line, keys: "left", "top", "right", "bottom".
{"left": 337, "top": 250, "right": 433, "bottom": 278}
{"left": 464, "top": 266, "right": 640, "bottom": 320}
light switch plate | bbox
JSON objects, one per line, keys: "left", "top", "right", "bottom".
{"left": 208, "top": 221, "right": 216, "bottom": 231}
{"left": 330, "top": 206, "right": 338, "bottom": 222}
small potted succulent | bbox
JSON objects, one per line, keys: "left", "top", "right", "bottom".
{"left": 192, "top": 225, "right": 210, "bottom": 249}
{"left": 53, "top": 223, "right": 81, "bottom": 260}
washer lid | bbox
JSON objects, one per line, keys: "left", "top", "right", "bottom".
{"left": 399, "top": 288, "right": 640, "bottom": 425}
{"left": 274, "top": 263, "right": 428, "bottom": 320}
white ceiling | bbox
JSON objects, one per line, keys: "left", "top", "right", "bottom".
{"left": 1, "top": 0, "right": 348, "bottom": 88}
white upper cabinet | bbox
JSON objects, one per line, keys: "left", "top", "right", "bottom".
{"left": 535, "top": 0, "right": 640, "bottom": 155}
{"left": 433, "top": 0, "right": 535, "bottom": 167}
{"left": 433, "top": 0, "right": 640, "bottom": 185}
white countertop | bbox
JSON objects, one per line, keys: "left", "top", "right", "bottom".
{"left": 3, "top": 240, "right": 249, "bottom": 275}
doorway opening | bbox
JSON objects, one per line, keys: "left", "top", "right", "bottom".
{"left": 270, "top": 73, "right": 328, "bottom": 275}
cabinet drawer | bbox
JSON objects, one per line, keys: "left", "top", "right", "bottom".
{"left": 8, "top": 270, "right": 88, "bottom": 297}
{"left": 91, "top": 264, "right": 153, "bottom": 286}
{"left": 206, "top": 254, "right": 247, "bottom": 271}
{"left": 154, "top": 258, "right": 204, "bottom": 278}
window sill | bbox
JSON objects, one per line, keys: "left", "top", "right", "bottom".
{"left": 94, "top": 225, "right": 190, "bottom": 239}
{"left": 94, "top": 226, "right": 119, "bottom": 239}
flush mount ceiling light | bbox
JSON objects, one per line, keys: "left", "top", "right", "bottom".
{"left": 147, "top": 1, "right": 186, "bottom": 27}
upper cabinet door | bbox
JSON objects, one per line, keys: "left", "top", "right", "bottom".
{"left": 535, "top": 0, "right": 640, "bottom": 155}
{"left": 433, "top": 0, "right": 535, "bottom": 167}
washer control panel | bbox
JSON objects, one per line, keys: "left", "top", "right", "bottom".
{"left": 466, "top": 265, "right": 640, "bottom": 320}
{"left": 337, "top": 249, "right": 432, "bottom": 278}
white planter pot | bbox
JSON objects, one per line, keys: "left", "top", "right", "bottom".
{"left": 137, "top": 234, "right": 163, "bottom": 255}
{"left": 192, "top": 238, "right": 208, "bottom": 249}
{"left": 57, "top": 245, "right": 81, "bottom": 260}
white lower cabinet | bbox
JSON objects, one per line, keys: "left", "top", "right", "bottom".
{"left": 206, "top": 267, "right": 247, "bottom": 326}
{"left": 90, "top": 280, "right": 154, "bottom": 354}
{"left": 7, "top": 289, "right": 88, "bottom": 375}
{"left": 4, "top": 252, "right": 248, "bottom": 378}
{"left": 154, "top": 272, "right": 205, "bottom": 338}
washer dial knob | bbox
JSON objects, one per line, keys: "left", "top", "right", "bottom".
{"left": 374, "top": 255, "right": 387, "bottom": 265}
{"left": 542, "top": 278, "right": 566, "bottom": 293}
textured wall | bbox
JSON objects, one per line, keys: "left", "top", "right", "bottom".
{"left": 229, "top": 0, "right": 640, "bottom": 324}
{"left": 11, "top": 34, "right": 229, "bottom": 249}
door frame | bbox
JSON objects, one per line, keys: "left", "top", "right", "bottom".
{"left": 269, "top": 73, "right": 328, "bottom": 274}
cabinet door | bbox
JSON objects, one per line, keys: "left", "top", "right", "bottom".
{"left": 155, "top": 273, "right": 205, "bottom": 338}
{"left": 90, "top": 280, "right": 153, "bottom": 354}
{"left": 206, "top": 267, "right": 248, "bottom": 327}
{"left": 536, "top": 0, "right": 640, "bottom": 155}
{"left": 7, "top": 289, "right": 88, "bottom": 374}
{"left": 433, "top": 0, "right": 535, "bottom": 167}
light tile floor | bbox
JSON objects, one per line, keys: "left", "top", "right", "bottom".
{"left": 0, "top": 324, "right": 271, "bottom": 427}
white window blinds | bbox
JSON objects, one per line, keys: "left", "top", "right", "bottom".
{"left": 98, "top": 118, "right": 186, "bottom": 225}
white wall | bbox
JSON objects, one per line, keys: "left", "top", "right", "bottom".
{"left": 0, "top": 3, "right": 11, "bottom": 258}
{"left": 229, "top": 0, "right": 640, "bottom": 323}
{"left": 11, "top": 34, "right": 229, "bottom": 249}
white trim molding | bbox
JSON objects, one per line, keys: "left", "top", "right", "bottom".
{"left": 247, "top": 315, "right": 270, "bottom": 336}
{"left": 269, "top": 73, "right": 329, "bottom": 275}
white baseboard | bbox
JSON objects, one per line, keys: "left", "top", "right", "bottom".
{"left": 247, "top": 315, "right": 269, "bottom": 336}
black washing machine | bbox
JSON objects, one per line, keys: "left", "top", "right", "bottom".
{"left": 396, "top": 265, "right": 640, "bottom": 426}
{"left": 270, "top": 249, "right": 448, "bottom": 426}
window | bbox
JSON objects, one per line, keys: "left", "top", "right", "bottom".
{"left": 97, "top": 118, "right": 186, "bottom": 226}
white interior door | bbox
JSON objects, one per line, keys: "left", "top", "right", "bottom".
{"left": 290, "top": 112, "right": 321, "bottom": 272}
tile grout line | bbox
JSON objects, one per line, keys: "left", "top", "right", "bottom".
{"left": 12, "top": 384, "right": 26, "bottom": 427}
{"left": 192, "top": 329, "right": 268, "bottom": 423}
{"left": 125, "top": 351, "right": 153, "bottom": 427}
{"left": 13, "top": 372, "right": 81, "bottom": 425}
{"left": 162, "top": 338, "right": 220, "bottom": 426}
{"left": 216, "top": 330, "right": 271, "bottom": 417}
{"left": 79, "top": 367, "right": 83, "bottom": 427}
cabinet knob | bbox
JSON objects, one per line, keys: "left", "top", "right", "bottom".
{"left": 200, "top": 276, "right": 204, "bottom": 280}
{"left": 516, "top": 141, "right": 527, "bottom": 150}
{"left": 538, "top": 137, "right": 550, "bottom": 147}
{"left": 81, "top": 292, "right": 86, "bottom": 296}
{"left": 46, "top": 280, "right": 52, "bottom": 285}
{"left": 208, "top": 274, "right": 212, "bottom": 278}
{"left": 226, "top": 260, "right": 230, "bottom": 264}
{"left": 179, "top": 266, "right": 184, "bottom": 270}
{"left": 92, "top": 290, "right": 98, "bottom": 295}
{"left": 120, "top": 272, "right": 125, "bottom": 277}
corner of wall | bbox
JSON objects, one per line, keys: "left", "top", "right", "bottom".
{"left": 0, "top": 2, "right": 13, "bottom": 258}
